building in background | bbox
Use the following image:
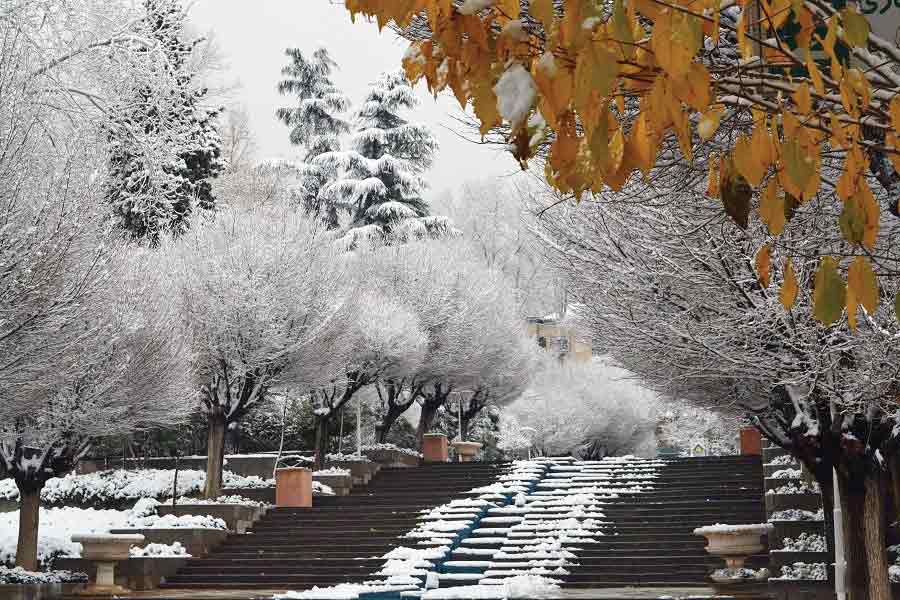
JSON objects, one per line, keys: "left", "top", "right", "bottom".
{"left": 526, "top": 309, "right": 592, "bottom": 363}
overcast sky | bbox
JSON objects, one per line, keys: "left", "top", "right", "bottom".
{"left": 187, "top": 0, "right": 519, "bottom": 200}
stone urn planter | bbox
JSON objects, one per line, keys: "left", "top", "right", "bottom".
{"left": 450, "top": 441, "right": 483, "bottom": 463}
{"left": 72, "top": 533, "right": 144, "bottom": 595}
{"left": 694, "top": 523, "right": 772, "bottom": 583}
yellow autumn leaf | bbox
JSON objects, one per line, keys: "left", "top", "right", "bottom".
{"left": 793, "top": 82, "right": 813, "bottom": 115}
{"left": 848, "top": 254, "right": 879, "bottom": 312}
{"left": 707, "top": 154, "right": 720, "bottom": 198}
{"left": 733, "top": 135, "right": 765, "bottom": 187}
{"left": 813, "top": 256, "right": 846, "bottom": 326}
{"left": 698, "top": 108, "right": 722, "bottom": 141}
{"left": 759, "top": 180, "right": 786, "bottom": 235}
{"left": 756, "top": 243, "right": 772, "bottom": 288}
{"left": 780, "top": 258, "right": 799, "bottom": 309}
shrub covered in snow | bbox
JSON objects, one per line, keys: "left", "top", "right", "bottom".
{"left": 777, "top": 533, "right": 827, "bottom": 552}
{"left": 0, "top": 469, "right": 273, "bottom": 508}
{"left": 0, "top": 499, "right": 222, "bottom": 566}
{"left": 769, "top": 508, "right": 824, "bottom": 522}
{"left": 0, "top": 566, "right": 88, "bottom": 584}
{"left": 765, "top": 455, "right": 798, "bottom": 467}
{"left": 711, "top": 567, "right": 769, "bottom": 581}
{"left": 168, "top": 495, "right": 267, "bottom": 507}
{"left": 774, "top": 562, "right": 827, "bottom": 580}
{"left": 770, "top": 468, "right": 802, "bottom": 480}
{"left": 313, "top": 468, "right": 351, "bottom": 477}
{"left": 130, "top": 541, "right": 191, "bottom": 558}
{"left": 766, "top": 481, "right": 821, "bottom": 495}
{"left": 360, "top": 444, "right": 423, "bottom": 458}
{"left": 325, "top": 453, "right": 371, "bottom": 463}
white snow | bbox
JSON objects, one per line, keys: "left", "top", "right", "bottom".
{"left": 494, "top": 64, "right": 536, "bottom": 130}
{"left": 458, "top": 0, "right": 495, "bottom": 15}
{"left": 130, "top": 541, "right": 191, "bottom": 557}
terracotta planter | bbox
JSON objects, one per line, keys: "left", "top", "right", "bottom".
{"left": 450, "top": 441, "right": 483, "bottom": 463}
{"left": 422, "top": 433, "right": 449, "bottom": 463}
{"left": 694, "top": 523, "right": 772, "bottom": 570}
{"left": 275, "top": 467, "right": 312, "bottom": 507}
{"left": 740, "top": 427, "right": 763, "bottom": 456}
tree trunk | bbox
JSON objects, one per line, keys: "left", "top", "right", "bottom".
{"left": 838, "top": 473, "right": 870, "bottom": 600}
{"left": 416, "top": 402, "right": 440, "bottom": 449}
{"left": 889, "top": 455, "right": 900, "bottom": 522}
{"left": 816, "top": 467, "right": 836, "bottom": 584}
{"left": 15, "top": 485, "right": 42, "bottom": 571}
{"left": 314, "top": 415, "right": 330, "bottom": 470}
{"left": 204, "top": 413, "right": 227, "bottom": 499}
{"left": 864, "top": 471, "right": 890, "bottom": 600}
{"left": 377, "top": 404, "right": 408, "bottom": 443}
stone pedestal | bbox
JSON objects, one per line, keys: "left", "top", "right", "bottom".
{"left": 451, "top": 441, "right": 483, "bottom": 463}
{"left": 275, "top": 467, "right": 312, "bottom": 508}
{"left": 740, "top": 427, "right": 762, "bottom": 456}
{"left": 72, "top": 533, "right": 144, "bottom": 595}
{"left": 422, "top": 433, "right": 449, "bottom": 463}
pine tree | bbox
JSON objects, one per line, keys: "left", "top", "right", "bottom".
{"left": 276, "top": 47, "right": 350, "bottom": 228}
{"left": 321, "top": 71, "right": 452, "bottom": 247}
{"left": 105, "top": 0, "right": 224, "bottom": 243}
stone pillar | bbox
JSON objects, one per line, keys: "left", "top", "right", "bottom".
{"left": 740, "top": 427, "right": 762, "bottom": 456}
{"left": 422, "top": 433, "right": 449, "bottom": 463}
{"left": 96, "top": 562, "right": 116, "bottom": 587}
{"left": 275, "top": 467, "right": 313, "bottom": 507}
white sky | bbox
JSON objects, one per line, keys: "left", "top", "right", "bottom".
{"left": 187, "top": 0, "right": 520, "bottom": 200}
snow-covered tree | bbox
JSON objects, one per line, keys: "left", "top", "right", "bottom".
{"left": 276, "top": 47, "right": 350, "bottom": 228}
{"left": 360, "top": 239, "right": 533, "bottom": 446}
{"left": 308, "top": 288, "right": 427, "bottom": 467}
{"left": 320, "top": 71, "right": 452, "bottom": 246}
{"left": 529, "top": 145, "right": 900, "bottom": 596}
{"left": 0, "top": 0, "right": 204, "bottom": 568}
{"left": 220, "top": 104, "right": 257, "bottom": 173}
{"left": 160, "top": 204, "right": 353, "bottom": 497}
{"left": 0, "top": 203, "right": 192, "bottom": 570}
{"left": 507, "top": 358, "right": 658, "bottom": 459}
{"left": 105, "top": 0, "right": 225, "bottom": 243}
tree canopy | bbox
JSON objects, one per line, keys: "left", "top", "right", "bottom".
{"left": 344, "top": 0, "right": 900, "bottom": 327}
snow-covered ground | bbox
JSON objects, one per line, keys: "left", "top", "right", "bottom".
{"left": 0, "top": 498, "right": 224, "bottom": 566}
{"left": 0, "top": 468, "right": 274, "bottom": 506}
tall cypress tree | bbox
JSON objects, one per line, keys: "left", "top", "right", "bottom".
{"left": 105, "top": 0, "right": 224, "bottom": 243}
{"left": 320, "top": 71, "right": 453, "bottom": 247}
{"left": 276, "top": 47, "right": 350, "bottom": 228}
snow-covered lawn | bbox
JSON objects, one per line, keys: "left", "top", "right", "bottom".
{"left": 0, "top": 469, "right": 273, "bottom": 507}
{"left": 0, "top": 498, "right": 224, "bottom": 567}
{"left": 0, "top": 566, "right": 88, "bottom": 584}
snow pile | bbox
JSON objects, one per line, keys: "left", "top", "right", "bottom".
{"left": 169, "top": 494, "right": 267, "bottom": 507}
{"left": 770, "top": 468, "right": 802, "bottom": 480}
{"left": 765, "top": 455, "right": 798, "bottom": 466}
{"left": 777, "top": 533, "right": 827, "bottom": 553}
{"left": 325, "top": 453, "right": 370, "bottom": 463}
{"left": 0, "top": 469, "right": 274, "bottom": 506}
{"left": 0, "top": 566, "right": 88, "bottom": 584}
{"left": 769, "top": 508, "right": 824, "bottom": 522}
{"left": 274, "top": 583, "right": 415, "bottom": 600}
{"left": 125, "top": 512, "right": 226, "bottom": 530}
{"left": 0, "top": 498, "right": 222, "bottom": 566}
{"left": 313, "top": 468, "right": 351, "bottom": 477}
{"left": 773, "top": 562, "right": 827, "bottom": 580}
{"left": 711, "top": 567, "right": 769, "bottom": 581}
{"left": 693, "top": 523, "right": 773, "bottom": 536}
{"left": 130, "top": 541, "right": 191, "bottom": 557}
{"left": 494, "top": 64, "right": 536, "bottom": 130}
{"left": 359, "top": 443, "right": 423, "bottom": 458}
{"left": 421, "top": 575, "right": 561, "bottom": 599}
{"left": 314, "top": 481, "right": 335, "bottom": 496}
{"left": 767, "top": 481, "right": 820, "bottom": 495}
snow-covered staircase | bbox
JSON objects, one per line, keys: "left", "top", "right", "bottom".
{"left": 159, "top": 463, "right": 508, "bottom": 590}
